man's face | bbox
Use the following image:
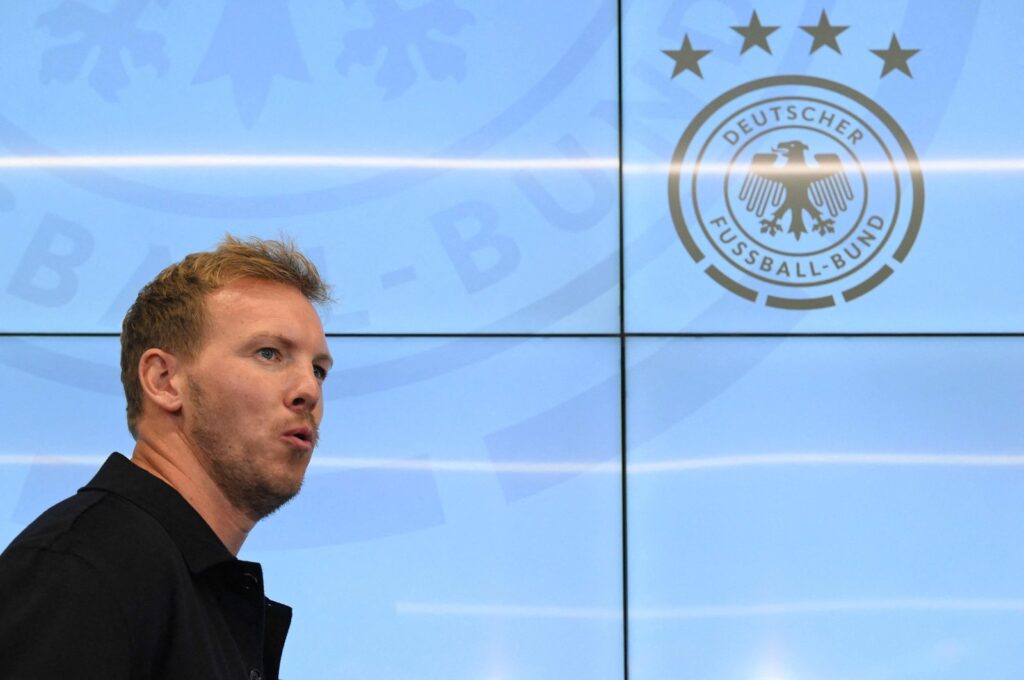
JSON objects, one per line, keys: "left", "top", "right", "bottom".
{"left": 182, "top": 278, "right": 332, "bottom": 521}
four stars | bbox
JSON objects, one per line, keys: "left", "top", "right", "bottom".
{"left": 665, "top": 10, "right": 919, "bottom": 79}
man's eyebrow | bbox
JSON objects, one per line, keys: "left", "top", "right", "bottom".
{"left": 250, "top": 332, "right": 295, "bottom": 349}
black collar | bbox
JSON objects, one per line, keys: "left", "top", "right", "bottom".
{"left": 81, "top": 453, "right": 235, "bottom": 575}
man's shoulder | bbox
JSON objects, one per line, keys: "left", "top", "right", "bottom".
{"left": 2, "top": 487, "right": 183, "bottom": 579}
{"left": 0, "top": 489, "right": 190, "bottom": 677}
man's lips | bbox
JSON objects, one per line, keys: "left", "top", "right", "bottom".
{"left": 282, "top": 426, "right": 316, "bottom": 451}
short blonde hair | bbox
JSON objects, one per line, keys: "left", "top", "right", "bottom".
{"left": 120, "top": 235, "right": 331, "bottom": 437}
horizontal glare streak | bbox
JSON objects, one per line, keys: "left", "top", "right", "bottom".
{"left": 0, "top": 155, "right": 616, "bottom": 170}
{"left": 0, "top": 155, "right": 1022, "bottom": 173}
{"left": 3, "top": 453, "right": 1024, "bottom": 472}
{"left": 311, "top": 457, "right": 613, "bottom": 473}
{"left": 397, "top": 598, "right": 1024, "bottom": 621}
{"left": 628, "top": 452, "right": 1024, "bottom": 472}
{"left": 314, "top": 453, "right": 1024, "bottom": 473}
{"left": 640, "top": 158, "right": 1024, "bottom": 175}
{"left": 0, "top": 454, "right": 107, "bottom": 466}
{"left": 632, "top": 599, "right": 1024, "bottom": 619}
{"left": 398, "top": 602, "right": 622, "bottom": 620}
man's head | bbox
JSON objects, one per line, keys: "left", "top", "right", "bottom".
{"left": 121, "top": 235, "right": 333, "bottom": 519}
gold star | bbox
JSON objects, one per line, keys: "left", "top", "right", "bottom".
{"left": 800, "top": 10, "right": 849, "bottom": 54}
{"left": 731, "top": 11, "right": 779, "bottom": 55}
{"left": 662, "top": 35, "right": 712, "bottom": 79}
{"left": 871, "top": 33, "right": 920, "bottom": 78}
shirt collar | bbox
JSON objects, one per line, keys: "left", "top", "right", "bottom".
{"left": 81, "top": 452, "right": 235, "bottom": 574}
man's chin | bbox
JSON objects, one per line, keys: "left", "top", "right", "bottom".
{"left": 240, "top": 481, "right": 302, "bottom": 522}
{"left": 212, "top": 467, "right": 305, "bottom": 522}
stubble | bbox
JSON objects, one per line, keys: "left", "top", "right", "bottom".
{"left": 187, "top": 377, "right": 306, "bottom": 521}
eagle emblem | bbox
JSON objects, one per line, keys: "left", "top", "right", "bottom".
{"left": 738, "top": 140, "right": 854, "bottom": 240}
{"left": 670, "top": 77, "right": 923, "bottom": 308}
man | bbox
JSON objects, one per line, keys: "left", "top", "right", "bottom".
{"left": 0, "top": 236, "right": 333, "bottom": 679}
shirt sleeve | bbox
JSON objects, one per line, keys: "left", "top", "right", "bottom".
{"left": 0, "top": 545, "right": 131, "bottom": 679}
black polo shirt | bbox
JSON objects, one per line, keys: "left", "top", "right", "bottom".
{"left": 0, "top": 453, "right": 291, "bottom": 679}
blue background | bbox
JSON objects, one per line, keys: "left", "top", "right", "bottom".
{"left": 1, "top": 0, "right": 1021, "bottom": 678}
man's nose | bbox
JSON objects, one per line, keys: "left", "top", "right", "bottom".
{"left": 288, "top": 366, "right": 321, "bottom": 412}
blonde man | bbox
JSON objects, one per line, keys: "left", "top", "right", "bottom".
{"left": 0, "top": 236, "right": 333, "bottom": 680}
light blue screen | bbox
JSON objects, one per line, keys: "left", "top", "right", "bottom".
{"left": 1, "top": 0, "right": 1022, "bottom": 678}
{"left": 0, "top": 336, "right": 623, "bottom": 678}
{"left": 623, "top": 0, "right": 1022, "bottom": 331}
{"left": 0, "top": 0, "right": 619, "bottom": 334}
{"left": 627, "top": 337, "right": 1024, "bottom": 679}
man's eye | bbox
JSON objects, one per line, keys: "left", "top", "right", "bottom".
{"left": 313, "top": 365, "right": 328, "bottom": 381}
{"left": 258, "top": 348, "right": 279, "bottom": 361}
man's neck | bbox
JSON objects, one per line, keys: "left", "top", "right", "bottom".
{"left": 130, "top": 435, "right": 254, "bottom": 555}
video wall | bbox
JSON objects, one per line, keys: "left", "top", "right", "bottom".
{"left": 2, "top": 1, "right": 1023, "bottom": 677}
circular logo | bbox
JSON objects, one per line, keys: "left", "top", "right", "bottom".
{"left": 669, "top": 76, "right": 924, "bottom": 309}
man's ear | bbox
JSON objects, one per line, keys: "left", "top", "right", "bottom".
{"left": 138, "top": 349, "right": 185, "bottom": 416}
